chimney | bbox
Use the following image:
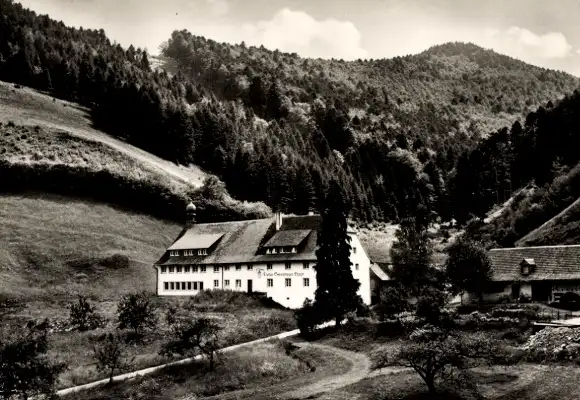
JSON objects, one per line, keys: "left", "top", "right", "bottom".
{"left": 185, "top": 202, "right": 196, "bottom": 229}
{"left": 275, "top": 211, "right": 283, "bottom": 231}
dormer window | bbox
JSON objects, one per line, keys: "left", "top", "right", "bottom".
{"left": 522, "top": 265, "right": 530, "bottom": 275}
{"left": 520, "top": 258, "right": 535, "bottom": 276}
{"left": 272, "top": 248, "right": 277, "bottom": 254}
{"left": 198, "top": 249, "right": 208, "bottom": 256}
{"left": 291, "top": 247, "right": 297, "bottom": 253}
{"left": 266, "top": 248, "right": 272, "bottom": 254}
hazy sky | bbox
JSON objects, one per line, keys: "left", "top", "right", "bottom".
{"left": 18, "top": 0, "right": 580, "bottom": 76}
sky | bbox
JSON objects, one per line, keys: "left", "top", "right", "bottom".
{"left": 18, "top": 0, "right": 580, "bottom": 76}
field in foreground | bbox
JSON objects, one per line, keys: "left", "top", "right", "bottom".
{"left": 62, "top": 341, "right": 348, "bottom": 400}
{"left": 0, "top": 194, "right": 295, "bottom": 388}
{"left": 320, "top": 364, "right": 580, "bottom": 400}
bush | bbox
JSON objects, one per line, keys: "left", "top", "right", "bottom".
{"left": 294, "top": 299, "right": 327, "bottom": 337}
{"left": 68, "top": 295, "right": 104, "bottom": 331}
{"left": 117, "top": 291, "right": 158, "bottom": 338}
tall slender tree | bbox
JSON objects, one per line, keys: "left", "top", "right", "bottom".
{"left": 314, "top": 180, "right": 361, "bottom": 327}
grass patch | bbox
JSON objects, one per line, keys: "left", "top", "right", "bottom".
{"left": 62, "top": 340, "right": 315, "bottom": 400}
{"left": 321, "top": 364, "right": 580, "bottom": 400}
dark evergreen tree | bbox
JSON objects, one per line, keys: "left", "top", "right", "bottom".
{"left": 313, "top": 180, "right": 361, "bottom": 327}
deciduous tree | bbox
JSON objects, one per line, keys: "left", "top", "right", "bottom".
{"left": 93, "top": 332, "right": 134, "bottom": 383}
{"left": 117, "top": 291, "right": 158, "bottom": 338}
{"left": 445, "top": 237, "right": 492, "bottom": 306}
{"left": 161, "top": 318, "right": 222, "bottom": 371}
{"left": 0, "top": 319, "right": 66, "bottom": 399}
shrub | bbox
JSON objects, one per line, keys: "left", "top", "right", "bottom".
{"left": 68, "top": 295, "right": 104, "bottom": 331}
{"left": 294, "top": 299, "right": 327, "bottom": 337}
{"left": 117, "top": 291, "right": 158, "bottom": 338}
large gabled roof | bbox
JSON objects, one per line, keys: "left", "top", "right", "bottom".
{"left": 155, "top": 214, "right": 390, "bottom": 266}
{"left": 488, "top": 245, "right": 580, "bottom": 281}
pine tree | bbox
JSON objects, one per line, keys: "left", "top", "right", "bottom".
{"left": 314, "top": 180, "right": 361, "bottom": 327}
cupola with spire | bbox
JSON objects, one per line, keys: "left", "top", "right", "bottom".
{"left": 185, "top": 201, "right": 196, "bottom": 228}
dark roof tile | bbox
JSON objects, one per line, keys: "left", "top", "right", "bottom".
{"left": 489, "top": 245, "right": 580, "bottom": 281}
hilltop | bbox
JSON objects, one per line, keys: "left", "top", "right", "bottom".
{"left": 2, "top": 0, "right": 579, "bottom": 224}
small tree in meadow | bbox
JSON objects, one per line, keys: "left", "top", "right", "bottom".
{"left": 117, "top": 291, "right": 158, "bottom": 339}
{"left": 372, "top": 326, "right": 507, "bottom": 396}
{"left": 0, "top": 319, "right": 66, "bottom": 399}
{"left": 161, "top": 318, "right": 222, "bottom": 371}
{"left": 93, "top": 332, "right": 134, "bottom": 383}
{"left": 69, "top": 295, "right": 103, "bottom": 331}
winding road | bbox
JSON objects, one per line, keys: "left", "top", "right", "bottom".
{"left": 201, "top": 342, "right": 407, "bottom": 400}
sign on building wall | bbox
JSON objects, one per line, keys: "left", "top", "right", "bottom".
{"left": 256, "top": 268, "right": 305, "bottom": 278}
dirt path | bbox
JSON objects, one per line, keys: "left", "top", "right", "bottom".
{"left": 202, "top": 342, "right": 406, "bottom": 400}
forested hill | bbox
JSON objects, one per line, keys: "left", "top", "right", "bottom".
{"left": 162, "top": 34, "right": 578, "bottom": 142}
{"left": 451, "top": 89, "right": 580, "bottom": 247}
{"left": 1, "top": 0, "right": 579, "bottom": 224}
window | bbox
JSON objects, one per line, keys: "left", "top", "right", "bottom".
{"left": 176, "top": 266, "right": 182, "bottom": 273}
{"left": 291, "top": 247, "right": 297, "bottom": 253}
{"left": 213, "top": 266, "right": 219, "bottom": 273}
{"left": 192, "top": 266, "right": 198, "bottom": 273}
{"left": 236, "top": 279, "right": 242, "bottom": 288}
{"left": 181, "top": 282, "right": 186, "bottom": 290}
{"left": 200, "top": 266, "right": 206, "bottom": 273}
{"left": 285, "top": 262, "right": 291, "bottom": 270}
{"left": 187, "top": 282, "right": 192, "bottom": 290}
{"left": 285, "top": 278, "right": 291, "bottom": 287}
{"left": 185, "top": 266, "right": 190, "bottom": 273}
{"left": 266, "top": 248, "right": 272, "bottom": 254}
{"left": 236, "top": 265, "right": 241, "bottom": 271}
{"left": 214, "top": 280, "right": 219, "bottom": 288}
{"left": 267, "top": 279, "right": 273, "bottom": 287}
{"left": 198, "top": 249, "right": 208, "bottom": 256}
{"left": 225, "top": 280, "right": 230, "bottom": 287}
{"left": 161, "top": 266, "right": 167, "bottom": 273}
{"left": 303, "top": 278, "right": 310, "bottom": 287}
{"left": 170, "top": 250, "right": 179, "bottom": 257}
{"left": 170, "top": 282, "right": 175, "bottom": 290}
{"left": 353, "top": 246, "right": 357, "bottom": 254}
{"left": 224, "top": 265, "right": 230, "bottom": 271}
{"left": 169, "top": 266, "right": 175, "bottom": 273}
{"left": 199, "top": 282, "right": 204, "bottom": 290}
{"left": 193, "top": 282, "right": 198, "bottom": 290}
{"left": 267, "top": 263, "right": 273, "bottom": 270}
{"left": 303, "top": 262, "right": 310, "bottom": 269}
{"left": 247, "top": 264, "right": 253, "bottom": 271}
{"left": 272, "top": 248, "right": 277, "bottom": 254}
{"left": 355, "top": 263, "right": 359, "bottom": 271}
{"left": 164, "top": 282, "right": 169, "bottom": 290}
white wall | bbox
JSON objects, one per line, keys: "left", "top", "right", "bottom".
{"left": 155, "top": 232, "right": 373, "bottom": 309}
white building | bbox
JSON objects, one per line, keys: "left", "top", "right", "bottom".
{"left": 153, "top": 203, "right": 389, "bottom": 309}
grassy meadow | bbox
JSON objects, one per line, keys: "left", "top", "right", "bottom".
{"left": 0, "top": 80, "right": 207, "bottom": 188}
{"left": 62, "top": 339, "right": 349, "bottom": 400}
{"left": 0, "top": 194, "right": 295, "bottom": 388}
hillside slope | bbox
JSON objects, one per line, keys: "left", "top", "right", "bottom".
{"left": 516, "top": 196, "right": 580, "bottom": 246}
{"left": 0, "top": 80, "right": 207, "bottom": 188}
{"left": 0, "top": 193, "right": 181, "bottom": 302}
